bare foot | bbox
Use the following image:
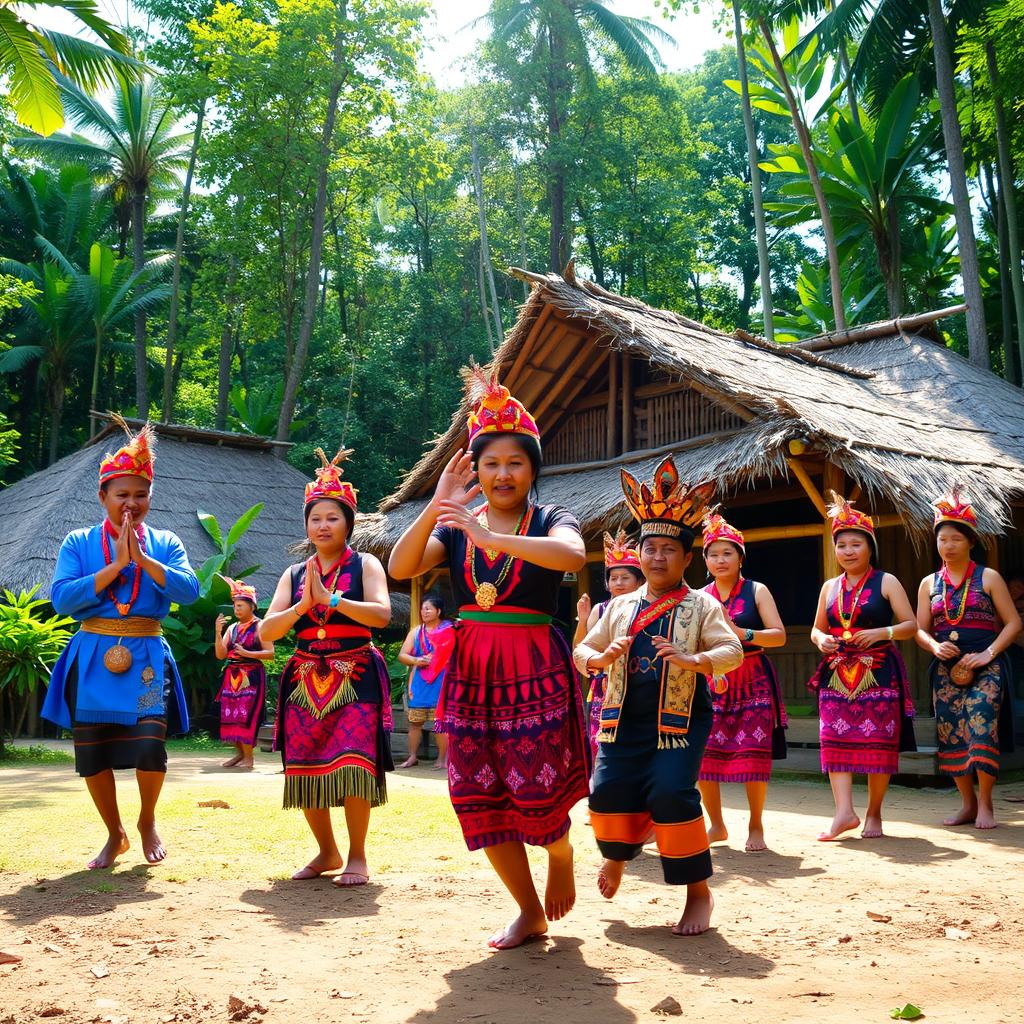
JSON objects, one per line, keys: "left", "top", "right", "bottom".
{"left": 221, "top": 754, "right": 242, "bottom": 768}
{"left": 943, "top": 804, "right": 978, "bottom": 826}
{"left": 332, "top": 855, "right": 370, "bottom": 887}
{"left": 545, "top": 842, "right": 575, "bottom": 921}
{"left": 431, "top": 760, "right": 447, "bottom": 772}
{"left": 398, "top": 756, "right": 418, "bottom": 769}
{"left": 87, "top": 830, "right": 129, "bottom": 870}
{"left": 707, "top": 822, "right": 729, "bottom": 844}
{"left": 138, "top": 822, "right": 166, "bottom": 864}
{"left": 238, "top": 759, "right": 254, "bottom": 770}
{"left": 291, "top": 851, "right": 342, "bottom": 880}
{"left": 487, "top": 912, "right": 548, "bottom": 950}
{"left": 816, "top": 814, "right": 860, "bottom": 841}
{"left": 975, "top": 806, "right": 997, "bottom": 830}
{"left": 745, "top": 827, "right": 767, "bottom": 852}
{"left": 672, "top": 889, "right": 715, "bottom": 936}
{"left": 861, "top": 815, "right": 885, "bottom": 839}
{"left": 597, "top": 859, "right": 625, "bottom": 900}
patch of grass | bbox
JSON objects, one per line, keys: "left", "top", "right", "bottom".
{"left": 166, "top": 733, "right": 222, "bottom": 753}
{"left": 0, "top": 744, "right": 73, "bottom": 766}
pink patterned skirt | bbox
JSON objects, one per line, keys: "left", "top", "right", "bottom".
{"left": 699, "top": 651, "right": 786, "bottom": 783}
{"left": 439, "top": 619, "right": 591, "bottom": 851}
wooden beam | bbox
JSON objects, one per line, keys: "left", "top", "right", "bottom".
{"left": 786, "top": 458, "right": 828, "bottom": 518}
{"left": 503, "top": 303, "right": 554, "bottom": 391}
{"left": 687, "top": 379, "right": 754, "bottom": 423}
{"left": 533, "top": 341, "right": 604, "bottom": 421}
{"left": 822, "top": 462, "right": 845, "bottom": 578}
{"left": 606, "top": 347, "right": 618, "bottom": 459}
{"left": 794, "top": 304, "right": 968, "bottom": 352}
{"left": 621, "top": 352, "right": 633, "bottom": 452}
{"left": 538, "top": 348, "right": 611, "bottom": 438}
{"left": 410, "top": 575, "right": 423, "bottom": 628}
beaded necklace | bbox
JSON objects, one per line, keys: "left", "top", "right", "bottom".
{"left": 834, "top": 567, "right": 873, "bottom": 640}
{"left": 101, "top": 518, "right": 147, "bottom": 616}
{"left": 941, "top": 560, "right": 975, "bottom": 640}
{"left": 465, "top": 503, "right": 533, "bottom": 609}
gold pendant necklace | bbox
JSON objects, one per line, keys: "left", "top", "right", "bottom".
{"left": 467, "top": 505, "right": 531, "bottom": 609}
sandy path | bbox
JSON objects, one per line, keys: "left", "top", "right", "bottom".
{"left": 1, "top": 753, "right": 1022, "bottom": 1024}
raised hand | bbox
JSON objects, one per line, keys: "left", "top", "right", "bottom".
{"left": 215, "top": 613, "right": 227, "bottom": 633}
{"left": 304, "top": 556, "right": 333, "bottom": 608}
{"left": 436, "top": 500, "right": 490, "bottom": 547}
{"left": 430, "top": 448, "right": 481, "bottom": 511}
{"left": 113, "top": 512, "right": 132, "bottom": 568}
{"left": 577, "top": 592, "right": 592, "bottom": 623}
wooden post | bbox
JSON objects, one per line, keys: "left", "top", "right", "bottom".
{"left": 410, "top": 576, "right": 422, "bottom": 628}
{"left": 606, "top": 349, "right": 618, "bottom": 459}
{"left": 621, "top": 352, "right": 633, "bottom": 452}
{"left": 822, "top": 462, "right": 844, "bottom": 579}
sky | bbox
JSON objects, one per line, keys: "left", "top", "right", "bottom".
{"left": 38, "top": 1, "right": 728, "bottom": 83}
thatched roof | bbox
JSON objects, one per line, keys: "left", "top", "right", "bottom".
{"left": 0, "top": 420, "right": 313, "bottom": 600}
{"left": 361, "top": 270, "right": 1024, "bottom": 556}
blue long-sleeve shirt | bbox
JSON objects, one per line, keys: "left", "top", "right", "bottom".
{"left": 42, "top": 523, "right": 199, "bottom": 730}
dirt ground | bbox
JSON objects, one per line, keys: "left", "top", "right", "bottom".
{"left": 1, "top": 750, "right": 1023, "bottom": 1024}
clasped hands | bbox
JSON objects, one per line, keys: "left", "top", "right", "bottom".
{"left": 110, "top": 510, "right": 146, "bottom": 569}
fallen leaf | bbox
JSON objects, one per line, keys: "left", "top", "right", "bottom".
{"left": 867, "top": 912, "right": 892, "bottom": 923}
{"left": 198, "top": 799, "right": 231, "bottom": 809}
{"left": 650, "top": 996, "right": 683, "bottom": 1016}
{"left": 0, "top": 952, "right": 23, "bottom": 966}
{"left": 90, "top": 963, "right": 110, "bottom": 978}
{"left": 890, "top": 1004, "right": 923, "bottom": 1021}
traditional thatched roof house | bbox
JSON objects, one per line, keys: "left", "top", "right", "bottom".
{"left": 362, "top": 268, "right": 1024, "bottom": 711}
{"left": 0, "top": 419, "right": 310, "bottom": 600}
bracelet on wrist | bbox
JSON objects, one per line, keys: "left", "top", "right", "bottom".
{"left": 886, "top": 626, "right": 894, "bottom": 641}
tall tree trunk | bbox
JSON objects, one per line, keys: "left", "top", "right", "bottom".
{"left": 47, "top": 381, "right": 63, "bottom": 465}
{"left": 216, "top": 255, "right": 239, "bottom": 430}
{"left": 90, "top": 322, "right": 103, "bottom": 437}
{"left": 514, "top": 159, "right": 529, "bottom": 299}
{"left": 577, "top": 198, "right": 605, "bottom": 288}
{"left": 758, "top": 19, "right": 846, "bottom": 331}
{"left": 546, "top": 25, "right": 569, "bottom": 272}
{"left": 471, "top": 133, "right": 503, "bottom": 345}
{"left": 989, "top": 164, "right": 1018, "bottom": 384}
{"left": 927, "top": 0, "right": 988, "bottom": 366}
{"left": 131, "top": 187, "right": 148, "bottom": 417}
{"left": 162, "top": 96, "right": 206, "bottom": 424}
{"left": 987, "top": 41, "right": 1024, "bottom": 381}
{"left": 275, "top": 14, "right": 348, "bottom": 451}
{"left": 477, "top": 245, "right": 495, "bottom": 355}
{"left": 878, "top": 203, "right": 903, "bottom": 316}
{"left": 733, "top": 2, "right": 774, "bottom": 341}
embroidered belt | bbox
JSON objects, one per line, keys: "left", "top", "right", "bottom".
{"left": 81, "top": 616, "right": 162, "bottom": 637}
{"left": 289, "top": 643, "right": 371, "bottom": 719}
{"left": 458, "top": 605, "right": 552, "bottom": 625}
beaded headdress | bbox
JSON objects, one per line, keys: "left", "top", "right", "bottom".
{"left": 603, "top": 529, "right": 641, "bottom": 570}
{"left": 98, "top": 413, "right": 155, "bottom": 486}
{"left": 827, "top": 490, "right": 876, "bottom": 551}
{"left": 220, "top": 575, "right": 257, "bottom": 606}
{"left": 702, "top": 511, "right": 745, "bottom": 557}
{"left": 620, "top": 456, "right": 716, "bottom": 542}
{"left": 463, "top": 360, "right": 540, "bottom": 449}
{"left": 305, "top": 446, "right": 357, "bottom": 513}
{"left": 933, "top": 483, "right": 977, "bottom": 533}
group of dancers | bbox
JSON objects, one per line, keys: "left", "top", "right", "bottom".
{"left": 40, "top": 377, "right": 1019, "bottom": 948}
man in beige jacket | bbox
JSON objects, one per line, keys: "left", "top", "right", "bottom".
{"left": 574, "top": 457, "right": 742, "bottom": 935}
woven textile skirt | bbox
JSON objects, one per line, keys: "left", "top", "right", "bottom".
{"left": 932, "top": 656, "right": 1010, "bottom": 778}
{"left": 275, "top": 646, "right": 391, "bottom": 809}
{"left": 587, "top": 673, "right": 607, "bottom": 764}
{"left": 438, "top": 620, "right": 590, "bottom": 851}
{"left": 810, "top": 646, "right": 915, "bottom": 775}
{"left": 699, "top": 652, "right": 787, "bottom": 783}
{"left": 218, "top": 662, "right": 266, "bottom": 746}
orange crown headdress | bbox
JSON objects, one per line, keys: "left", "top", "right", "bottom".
{"left": 702, "top": 511, "right": 745, "bottom": 556}
{"left": 603, "top": 529, "right": 641, "bottom": 570}
{"left": 304, "top": 445, "right": 357, "bottom": 513}
{"left": 933, "top": 483, "right": 977, "bottom": 533}
{"left": 464, "top": 360, "right": 540, "bottom": 449}
{"left": 98, "top": 413, "right": 155, "bottom": 486}
{"left": 220, "top": 575, "right": 257, "bottom": 605}
{"left": 620, "top": 456, "right": 717, "bottom": 541}
{"left": 827, "top": 490, "right": 876, "bottom": 549}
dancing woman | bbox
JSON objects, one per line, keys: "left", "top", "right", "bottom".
{"left": 389, "top": 367, "right": 589, "bottom": 950}
{"left": 261, "top": 448, "right": 392, "bottom": 885}
{"left": 915, "top": 486, "right": 1020, "bottom": 829}
{"left": 698, "top": 512, "right": 787, "bottom": 852}
{"left": 214, "top": 577, "right": 273, "bottom": 769}
{"left": 808, "top": 493, "right": 917, "bottom": 841}
{"left": 42, "top": 418, "right": 199, "bottom": 868}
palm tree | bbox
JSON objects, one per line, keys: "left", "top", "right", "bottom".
{"left": 14, "top": 76, "right": 191, "bottom": 416}
{"left": 475, "top": 1, "right": 674, "bottom": 271}
{"left": 808, "top": 0, "right": 989, "bottom": 364}
{"left": 0, "top": 0, "right": 140, "bottom": 136}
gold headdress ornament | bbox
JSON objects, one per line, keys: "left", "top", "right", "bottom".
{"left": 826, "top": 489, "right": 877, "bottom": 553}
{"left": 603, "top": 529, "right": 641, "bottom": 570}
{"left": 619, "top": 455, "right": 717, "bottom": 541}
{"left": 304, "top": 444, "right": 357, "bottom": 512}
{"left": 462, "top": 358, "right": 540, "bottom": 447}
{"left": 933, "top": 482, "right": 978, "bottom": 532}
{"left": 98, "top": 412, "right": 156, "bottom": 485}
